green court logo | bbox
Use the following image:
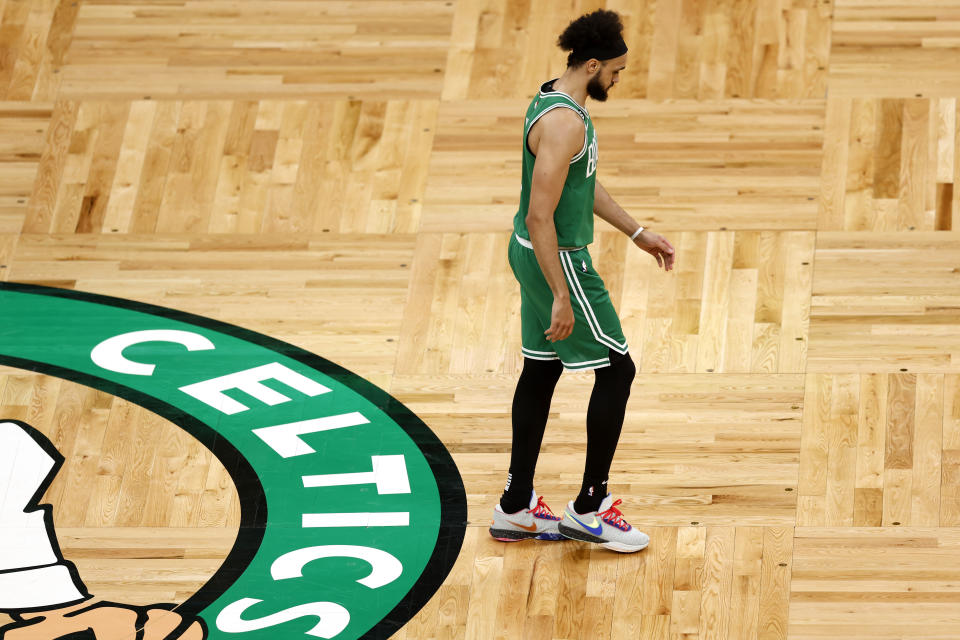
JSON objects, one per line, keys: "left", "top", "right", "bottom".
{"left": 0, "top": 283, "right": 466, "bottom": 639}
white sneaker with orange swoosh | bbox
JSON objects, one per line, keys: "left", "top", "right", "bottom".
{"left": 489, "top": 491, "right": 562, "bottom": 542}
{"left": 558, "top": 494, "right": 650, "bottom": 553}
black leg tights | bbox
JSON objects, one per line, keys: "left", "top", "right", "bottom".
{"left": 573, "top": 350, "right": 636, "bottom": 514}
{"left": 500, "top": 357, "right": 564, "bottom": 513}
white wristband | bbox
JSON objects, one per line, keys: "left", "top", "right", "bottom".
{"left": 630, "top": 226, "right": 644, "bottom": 240}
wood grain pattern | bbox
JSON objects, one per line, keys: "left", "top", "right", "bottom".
{"left": 809, "top": 233, "right": 960, "bottom": 372}
{"left": 1, "top": 1, "right": 960, "bottom": 638}
{"left": 444, "top": 0, "right": 830, "bottom": 100}
{"left": 820, "top": 97, "right": 959, "bottom": 230}
{"left": 57, "top": 1, "right": 455, "bottom": 100}
{"left": 799, "top": 373, "right": 958, "bottom": 528}
{"left": 17, "top": 98, "right": 438, "bottom": 234}
{"left": 831, "top": 1, "right": 960, "bottom": 97}
{"left": 791, "top": 528, "right": 960, "bottom": 640}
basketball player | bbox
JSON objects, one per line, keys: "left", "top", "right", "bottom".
{"left": 489, "top": 10, "right": 675, "bottom": 553}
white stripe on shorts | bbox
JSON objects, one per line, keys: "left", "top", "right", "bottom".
{"left": 561, "top": 357, "right": 612, "bottom": 371}
{"left": 523, "top": 347, "right": 558, "bottom": 355}
{"left": 559, "top": 252, "right": 628, "bottom": 354}
{"left": 522, "top": 349, "right": 559, "bottom": 361}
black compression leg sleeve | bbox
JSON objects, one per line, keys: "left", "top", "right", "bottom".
{"left": 500, "top": 357, "right": 564, "bottom": 513}
{"left": 573, "top": 350, "right": 636, "bottom": 514}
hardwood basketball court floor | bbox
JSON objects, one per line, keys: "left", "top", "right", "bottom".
{"left": 2, "top": 1, "right": 960, "bottom": 638}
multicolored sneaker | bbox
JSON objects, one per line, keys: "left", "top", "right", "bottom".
{"left": 489, "top": 492, "right": 563, "bottom": 542}
{"left": 558, "top": 494, "right": 650, "bottom": 553}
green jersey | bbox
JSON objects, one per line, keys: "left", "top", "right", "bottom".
{"left": 514, "top": 80, "right": 598, "bottom": 248}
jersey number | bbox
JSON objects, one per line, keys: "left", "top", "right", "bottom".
{"left": 586, "top": 134, "right": 598, "bottom": 178}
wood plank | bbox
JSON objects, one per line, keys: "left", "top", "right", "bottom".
{"left": 2, "top": 2, "right": 960, "bottom": 637}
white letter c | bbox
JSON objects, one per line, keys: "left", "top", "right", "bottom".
{"left": 91, "top": 329, "right": 215, "bottom": 376}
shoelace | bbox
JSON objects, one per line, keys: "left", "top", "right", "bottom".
{"left": 532, "top": 496, "right": 560, "bottom": 521}
{"left": 598, "top": 499, "right": 630, "bottom": 530}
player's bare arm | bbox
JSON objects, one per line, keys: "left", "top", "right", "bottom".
{"left": 593, "top": 180, "right": 675, "bottom": 271}
{"left": 526, "top": 107, "right": 587, "bottom": 342}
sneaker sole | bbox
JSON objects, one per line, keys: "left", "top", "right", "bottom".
{"left": 602, "top": 539, "right": 649, "bottom": 553}
{"left": 489, "top": 527, "right": 562, "bottom": 542}
{"left": 558, "top": 522, "right": 649, "bottom": 553}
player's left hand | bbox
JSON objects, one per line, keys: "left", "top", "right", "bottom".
{"left": 633, "top": 229, "right": 675, "bottom": 271}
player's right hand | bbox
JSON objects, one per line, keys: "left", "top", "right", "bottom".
{"left": 546, "top": 296, "right": 574, "bottom": 342}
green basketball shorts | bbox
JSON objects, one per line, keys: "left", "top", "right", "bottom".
{"left": 508, "top": 233, "right": 628, "bottom": 371}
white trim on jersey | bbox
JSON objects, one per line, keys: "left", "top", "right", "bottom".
{"left": 538, "top": 81, "right": 590, "bottom": 118}
{"left": 570, "top": 128, "right": 590, "bottom": 164}
{"left": 524, "top": 103, "right": 588, "bottom": 166}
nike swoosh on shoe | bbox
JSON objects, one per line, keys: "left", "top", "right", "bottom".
{"left": 506, "top": 520, "right": 539, "bottom": 532}
{"left": 568, "top": 513, "right": 604, "bottom": 536}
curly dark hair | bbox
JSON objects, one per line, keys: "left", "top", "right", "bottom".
{"left": 557, "top": 9, "right": 625, "bottom": 67}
